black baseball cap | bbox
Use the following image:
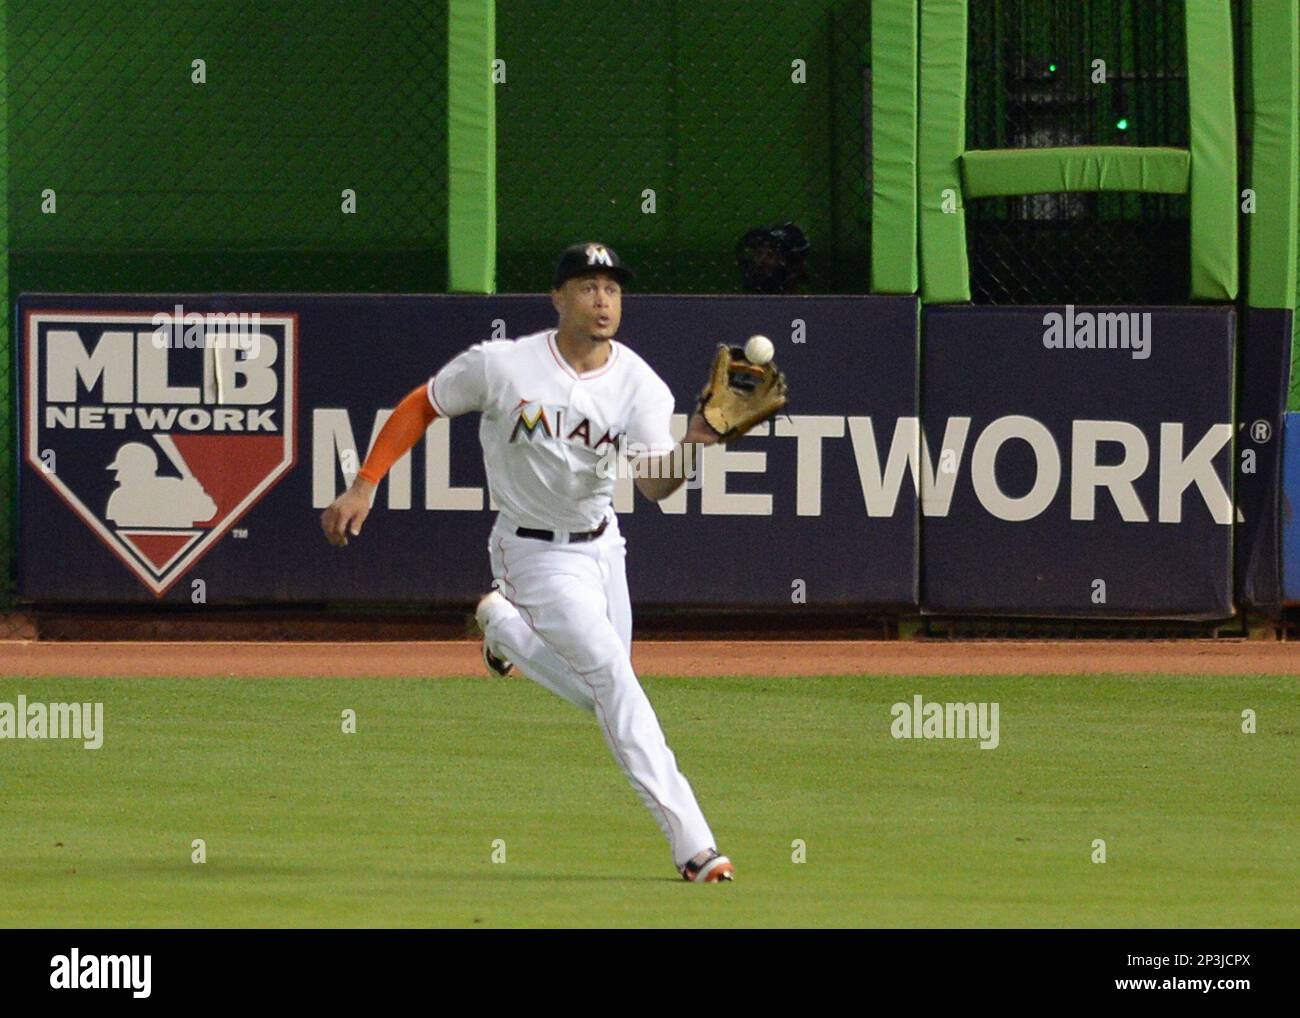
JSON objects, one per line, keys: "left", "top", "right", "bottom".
{"left": 553, "top": 242, "right": 634, "bottom": 288}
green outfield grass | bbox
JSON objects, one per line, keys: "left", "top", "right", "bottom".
{"left": 0, "top": 673, "right": 1296, "bottom": 928}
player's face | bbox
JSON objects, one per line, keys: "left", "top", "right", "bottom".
{"left": 554, "top": 272, "right": 622, "bottom": 341}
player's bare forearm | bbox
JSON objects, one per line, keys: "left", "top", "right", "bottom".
{"left": 320, "top": 384, "right": 436, "bottom": 547}
{"left": 634, "top": 411, "right": 720, "bottom": 502}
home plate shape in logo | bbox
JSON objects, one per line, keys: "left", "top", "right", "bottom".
{"left": 25, "top": 309, "right": 297, "bottom": 595}
{"left": 117, "top": 531, "right": 204, "bottom": 578}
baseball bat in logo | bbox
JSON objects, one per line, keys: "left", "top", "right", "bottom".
{"left": 24, "top": 309, "right": 298, "bottom": 595}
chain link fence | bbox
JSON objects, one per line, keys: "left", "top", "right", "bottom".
{"left": 495, "top": 0, "right": 872, "bottom": 295}
{"left": 6, "top": 0, "right": 448, "bottom": 295}
{"left": 965, "top": 0, "right": 1192, "bottom": 305}
{"left": 1, "top": 0, "right": 448, "bottom": 633}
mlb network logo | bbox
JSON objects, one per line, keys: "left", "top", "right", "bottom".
{"left": 24, "top": 308, "right": 297, "bottom": 595}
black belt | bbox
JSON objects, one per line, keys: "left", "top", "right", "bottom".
{"left": 516, "top": 518, "right": 609, "bottom": 544}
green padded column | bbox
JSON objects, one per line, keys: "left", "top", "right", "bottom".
{"left": 1246, "top": 0, "right": 1299, "bottom": 310}
{"left": 917, "top": 0, "right": 968, "bottom": 303}
{"left": 1185, "top": 0, "right": 1239, "bottom": 300}
{"left": 870, "top": 0, "right": 918, "bottom": 294}
{"left": 448, "top": 0, "right": 496, "bottom": 293}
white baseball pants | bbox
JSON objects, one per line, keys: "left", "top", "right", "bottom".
{"left": 480, "top": 512, "right": 717, "bottom": 868}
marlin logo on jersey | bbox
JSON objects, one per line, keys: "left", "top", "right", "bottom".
{"left": 24, "top": 308, "right": 297, "bottom": 595}
{"left": 509, "top": 400, "right": 620, "bottom": 450}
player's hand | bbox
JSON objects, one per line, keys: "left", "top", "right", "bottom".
{"left": 321, "top": 478, "right": 375, "bottom": 547}
{"left": 684, "top": 410, "right": 724, "bottom": 446}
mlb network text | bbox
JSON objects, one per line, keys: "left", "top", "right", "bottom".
{"left": 314, "top": 411, "right": 1231, "bottom": 523}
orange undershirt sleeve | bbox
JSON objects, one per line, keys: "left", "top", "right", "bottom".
{"left": 356, "top": 384, "right": 438, "bottom": 485}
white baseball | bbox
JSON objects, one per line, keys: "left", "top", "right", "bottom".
{"left": 744, "top": 334, "right": 775, "bottom": 365}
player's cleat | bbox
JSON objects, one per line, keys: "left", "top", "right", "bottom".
{"left": 482, "top": 641, "right": 514, "bottom": 678}
{"left": 680, "top": 849, "right": 735, "bottom": 883}
{"left": 475, "top": 590, "right": 514, "bottom": 677}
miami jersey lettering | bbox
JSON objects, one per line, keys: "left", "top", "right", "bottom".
{"left": 427, "top": 329, "right": 674, "bottom": 531}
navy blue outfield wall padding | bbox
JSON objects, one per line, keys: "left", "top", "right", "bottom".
{"left": 1283, "top": 413, "right": 1300, "bottom": 604}
{"left": 920, "top": 304, "right": 1236, "bottom": 619}
{"left": 1235, "top": 307, "right": 1294, "bottom": 613}
{"left": 16, "top": 293, "right": 920, "bottom": 608}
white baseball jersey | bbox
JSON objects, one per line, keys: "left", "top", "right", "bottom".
{"left": 426, "top": 328, "right": 675, "bottom": 531}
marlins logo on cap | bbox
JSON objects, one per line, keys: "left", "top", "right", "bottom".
{"left": 553, "top": 242, "right": 634, "bottom": 288}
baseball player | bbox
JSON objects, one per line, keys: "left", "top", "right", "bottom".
{"left": 321, "top": 242, "right": 784, "bottom": 883}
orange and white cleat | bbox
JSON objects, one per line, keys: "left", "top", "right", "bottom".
{"left": 681, "top": 849, "right": 735, "bottom": 883}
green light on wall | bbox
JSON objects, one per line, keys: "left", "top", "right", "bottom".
{"left": 1116, "top": 118, "right": 1129, "bottom": 131}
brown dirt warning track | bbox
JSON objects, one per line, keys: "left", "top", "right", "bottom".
{"left": 0, "top": 640, "right": 1296, "bottom": 678}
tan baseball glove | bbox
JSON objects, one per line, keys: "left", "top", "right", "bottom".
{"left": 696, "top": 343, "right": 789, "bottom": 443}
